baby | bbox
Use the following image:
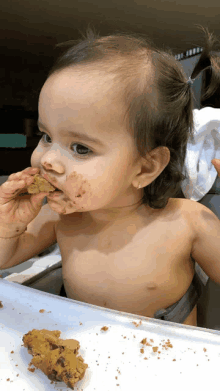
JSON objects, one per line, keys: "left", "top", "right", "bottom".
{"left": 0, "top": 27, "right": 220, "bottom": 327}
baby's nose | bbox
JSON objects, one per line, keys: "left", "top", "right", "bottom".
{"left": 43, "top": 162, "right": 52, "bottom": 169}
{"left": 42, "top": 161, "right": 65, "bottom": 174}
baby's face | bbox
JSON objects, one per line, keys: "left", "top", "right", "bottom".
{"left": 31, "top": 68, "right": 142, "bottom": 217}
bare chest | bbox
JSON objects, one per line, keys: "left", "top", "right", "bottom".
{"left": 56, "top": 202, "right": 195, "bottom": 317}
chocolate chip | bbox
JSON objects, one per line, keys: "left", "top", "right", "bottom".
{"left": 48, "top": 370, "right": 57, "bottom": 381}
{"left": 66, "top": 372, "right": 73, "bottom": 379}
{"left": 57, "top": 357, "right": 65, "bottom": 367}
{"left": 50, "top": 343, "right": 58, "bottom": 350}
{"left": 27, "top": 345, "right": 33, "bottom": 353}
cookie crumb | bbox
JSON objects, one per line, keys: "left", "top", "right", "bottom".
{"left": 140, "top": 338, "right": 152, "bottom": 347}
{"left": 132, "top": 320, "right": 142, "bottom": 327}
{"left": 101, "top": 326, "right": 108, "bottom": 331}
{"left": 28, "top": 367, "right": 36, "bottom": 373}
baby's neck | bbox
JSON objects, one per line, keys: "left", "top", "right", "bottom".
{"left": 86, "top": 201, "right": 150, "bottom": 226}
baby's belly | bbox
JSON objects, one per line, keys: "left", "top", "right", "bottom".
{"left": 62, "top": 260, "right": 196, "bottom": 324}
{"left": 64, "top": 283, "right": 197, "bottom": 326}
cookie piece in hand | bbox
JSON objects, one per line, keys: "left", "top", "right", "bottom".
{"left": 27, "top": 174, "right": 56, "bottom": 194}
{"left": 23, "top": 329, "right": 88, "bottom": 390}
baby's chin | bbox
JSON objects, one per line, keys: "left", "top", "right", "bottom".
{"left": 46, "top": 199, "right": 82, "bottom": 215}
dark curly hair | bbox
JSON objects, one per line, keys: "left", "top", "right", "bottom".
{"left": 47, "top": 25, "right": 218, "bottom": 209}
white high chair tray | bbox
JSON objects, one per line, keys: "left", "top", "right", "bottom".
{"left": 1, "top": 279, "right": 220, "bottom": 391}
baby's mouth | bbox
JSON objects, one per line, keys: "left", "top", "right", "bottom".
{"left": 42, "top": 173, "right": 63, "bottom": 193}
{"left": 48, "top": 188, "right": 63, "bottom": 197}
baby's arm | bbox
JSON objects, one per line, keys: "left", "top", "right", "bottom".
{"left": 191, "top": 202, "right": 220, "bottom": 284}
{"left": 0, "top": 203, "right": 60, "bottom": 270}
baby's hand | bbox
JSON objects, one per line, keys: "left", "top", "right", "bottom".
{"left": 211, "top": 159, "right": 220, "bottom": 177}
{"left": 0, "top": 167, "right": 49, "bottom": 236}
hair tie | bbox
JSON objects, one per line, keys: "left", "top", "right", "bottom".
{"left": 187, "top": 76, "right": 195, "bottom": 85}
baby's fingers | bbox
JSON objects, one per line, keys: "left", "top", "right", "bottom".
{"left": 0, "top": 179, "right": 27, "bottom": 195}
{"left": 8, "top": 167, "right": 39, "bottom": 182}
{"left": 0, "top": 174, "right": 34, "bottom": 195}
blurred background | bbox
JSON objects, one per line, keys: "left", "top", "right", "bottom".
{"left": 0, "top": 0, "right": 219, "bottom": 176}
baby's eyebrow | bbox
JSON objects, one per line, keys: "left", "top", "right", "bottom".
{"left": 37, "top": 121, "right": 106, "bottom": 147}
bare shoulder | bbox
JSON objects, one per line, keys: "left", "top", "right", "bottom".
{"left": 167, "top": 197, "right": 201, "bottom": 216}
{"left": 163, "top": 198, "right": 198, "bottom": 236}
{"left": 172, "top": 197, "right": 220, "bottom": 243}
{"left": 167, "top": 198, "right": 204, "bottom": 225}
{"left": 157, "top": 197, "right": 198, "bottom": 221}
{"left": 173, "top": 197, "right": 219, "bottom": 223}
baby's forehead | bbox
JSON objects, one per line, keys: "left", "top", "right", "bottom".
{"left": 39, "top": 68, "right": 131, "bottom": 137}
{"left": 44, "top": 67, "right": 120, "bottom": 99}
{"left": 41, "top": 68, "right": 127, "bottom": 122}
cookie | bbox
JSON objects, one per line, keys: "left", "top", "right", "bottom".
{"left": 23, "top": 329, "right": 88, "bottom": 389}
{"left": 27, "top": 174, "right": 56, "bottom": 194}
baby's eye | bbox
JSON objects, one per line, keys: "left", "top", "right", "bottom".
{"left": 40, "top": 132, "right": 52, "bottom": 144}
{"left": 71, "top": 143, "right": 92, "bottom": 156}
{"left": 39, "top": 132, "right": 92, "bottom": 158}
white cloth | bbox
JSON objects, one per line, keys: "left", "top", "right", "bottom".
{"left": 181, "top": 107, "right": 220, "bottom": 201}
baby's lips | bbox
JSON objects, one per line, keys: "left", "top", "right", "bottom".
{"left": 41, "top": 173, "right": 54, "bottom": 186}
{"left": 42, "top": 173, "right": 54, "bottom": 184}
{"left": 41, "top": 173, "right": 49, "bottom": 181}
{"left": 41, "top": 173, "right": 62, "bottom": 191}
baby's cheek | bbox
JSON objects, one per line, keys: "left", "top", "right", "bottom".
{"left": 65, "top": 171, "right": 93, "bottom": 209}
